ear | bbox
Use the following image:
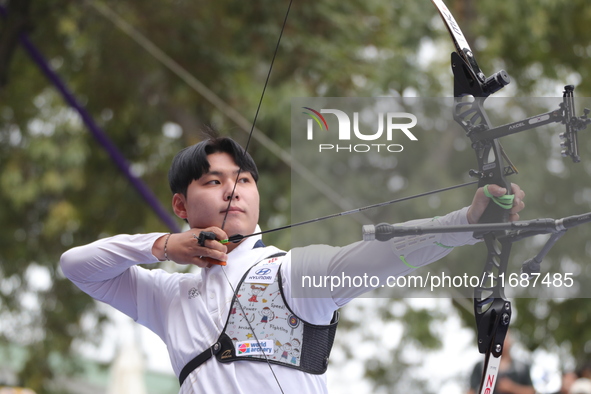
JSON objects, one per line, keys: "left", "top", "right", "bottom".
{"left": 172, "top": 193, "right": 188, "bottom": 219}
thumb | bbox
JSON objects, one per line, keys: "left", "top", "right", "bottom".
{"left": 485, "top": 184, "right": 508, "bottom": 197}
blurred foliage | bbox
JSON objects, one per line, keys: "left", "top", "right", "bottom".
{"left": 1, "top": 0, "right": 591, "bottom": 392}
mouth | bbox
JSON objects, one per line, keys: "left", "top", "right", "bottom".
{"left": 221, "top": 206, "right": 245, "bottom": 214}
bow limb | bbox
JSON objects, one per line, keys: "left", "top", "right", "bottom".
{"left": 432, "top": 1, "right": 514, "bottom": 393}
{"left": 453, "top": 59, "right": 514, "bottom": 394}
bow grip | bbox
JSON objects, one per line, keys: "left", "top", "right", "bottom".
{"left": 475, "top": 186, "right": 513, "bottom": 240}
{"left": 474, "top": 161, "right": 513, "bottom": 239}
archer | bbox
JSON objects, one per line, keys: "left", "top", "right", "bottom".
{"left": 60, "top": 135, "right": 525, "bottom": 393}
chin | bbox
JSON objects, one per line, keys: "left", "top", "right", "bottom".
{"left": 227, "top": 224, "right": 256, "bottom": 237}
{"left": 226, "top": 227, "right": 248, "bottom": 237}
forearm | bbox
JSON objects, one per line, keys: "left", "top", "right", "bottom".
{"left": 335, "top": 207, "right": 476, "bottom": 271}
{"left": 292, "top": 207, "right": 478, "bottom": 302}
{"left": 60, "top": 233, "right": 166, "bottom": 319}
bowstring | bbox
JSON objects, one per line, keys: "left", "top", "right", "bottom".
{"left": 221, "top": 0, "right": 292, "bottom": 231}
{"left": 218, "top": 1, "right": 293, "bottom": 393}
{"left": 228, "top": 179, "right": 480, "bottom": 242}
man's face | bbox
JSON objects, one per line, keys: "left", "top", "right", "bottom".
{"left": 174, "top": 152, "right": 260, "bottom": 238}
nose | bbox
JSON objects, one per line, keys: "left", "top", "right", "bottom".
{"left": 225, "top": 188, "right": 240, "bottom": 201}
{"left": 223, "top": 177, "right": 242, "bottom": 201}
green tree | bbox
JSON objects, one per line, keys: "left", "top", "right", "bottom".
{"left": 1, "top": 0, "right": 591, "bottom": 393}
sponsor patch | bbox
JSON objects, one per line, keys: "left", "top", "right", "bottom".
{"left": 244, "top": 260, "right": 281, "bottom": 284}
{"left": 235, "top": 339, "right": 274, "bottom": 356}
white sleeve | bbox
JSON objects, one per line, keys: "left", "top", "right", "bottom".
{"left": 60, "top": 233, "right": 167, "bottom": 321}
{"left": 283, "top": 207, "right": 479, "bottom": 322}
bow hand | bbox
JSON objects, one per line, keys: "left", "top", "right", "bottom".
{"left": 467, "top": 183, "right": 526, "bottom": 225}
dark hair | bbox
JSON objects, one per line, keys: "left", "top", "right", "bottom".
{"left": 168, "top": 137, "right": 259, "bottom": 196}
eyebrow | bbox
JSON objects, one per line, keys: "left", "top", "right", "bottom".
{"left": 205, "top": 169, "right": 242, "bottom": 176}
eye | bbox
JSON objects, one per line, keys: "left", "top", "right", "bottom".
{"left": 205, "top": 179, "right": 221, "bottom": 185}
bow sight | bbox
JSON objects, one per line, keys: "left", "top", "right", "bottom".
{"left": 451, "top": 48, "right": 590, "bottom": 164}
